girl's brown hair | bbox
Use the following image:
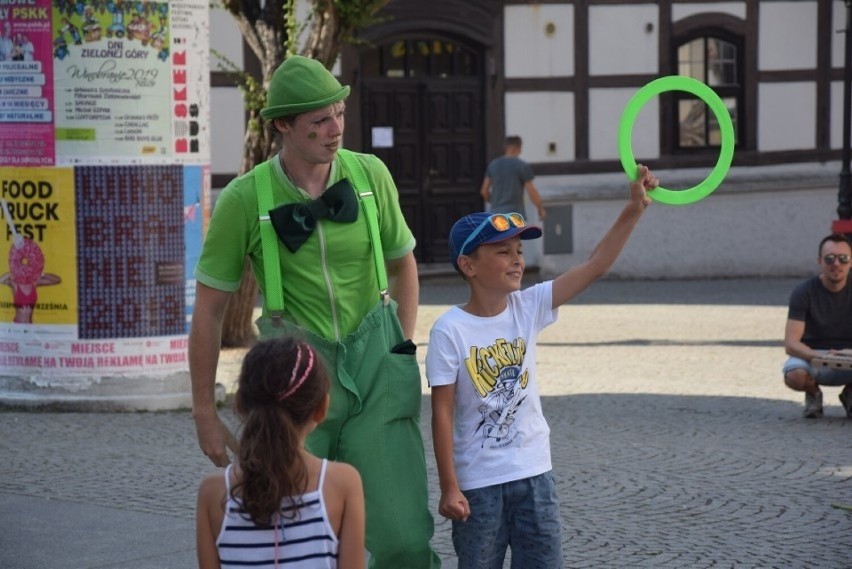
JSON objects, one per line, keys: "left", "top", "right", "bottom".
{"left": 232, "top": 336, "right": 329, "bottom": 525}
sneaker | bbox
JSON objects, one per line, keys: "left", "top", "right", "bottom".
{"left": 839, "top": 386, "right": 852, "bottom": 419}
{"left": 803, "top": 390, "right": 823, "bottom": 418}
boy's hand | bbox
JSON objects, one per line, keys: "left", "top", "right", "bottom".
{"left": 439, "top": 488, "right": 470, "bottom": 522}
{"left": 630, "top": 163, "right": 658, "bottom": 208}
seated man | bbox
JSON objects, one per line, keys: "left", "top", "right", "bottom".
{"left": 783, "top": 233, "right": 852, "bottom": 418}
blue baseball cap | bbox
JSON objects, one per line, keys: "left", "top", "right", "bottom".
{"left": 449, "top": 212, "right": 542, "bottom": 270}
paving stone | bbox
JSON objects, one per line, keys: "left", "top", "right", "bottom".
{"left": 1, "top": 277, "right": 849, "bottom": 568}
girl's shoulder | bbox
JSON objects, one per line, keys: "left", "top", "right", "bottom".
{"left": 320, "top": 460, "right": 365, "bottom": 537}
{"left": 197, "top": 468, "right": 228, "bottom": 538}
{"left": 197, "top": 468, "right": 227, "bottom": 500}
{"left": 324, "top": 460, "right": 362, "bottom": 492}
{"left": 321, "top": 460, "right": 364, "bottom": 515}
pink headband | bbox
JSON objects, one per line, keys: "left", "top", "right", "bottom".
{"left": 276, "top": 343, "right": 315, "bottom": 400}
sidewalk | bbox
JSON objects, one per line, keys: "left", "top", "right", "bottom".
{"left": 1, "top": 277, "right": 850, "bottom": 568}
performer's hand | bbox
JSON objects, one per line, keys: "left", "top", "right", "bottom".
{"left": 194, "top": 412, "right": 238, "bottom": 467}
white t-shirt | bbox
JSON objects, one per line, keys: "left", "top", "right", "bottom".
{"left": 426, "top": 281, "right": 557, "bottom": 491}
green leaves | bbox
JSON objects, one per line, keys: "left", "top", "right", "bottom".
{"left": 210, "top": 49, "right": 267, "bottom": 112}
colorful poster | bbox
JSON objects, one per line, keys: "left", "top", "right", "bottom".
{"left": 0, "top": 165, "right": 192, "bottom": 377}
{"left": 0, "top": 0, "right": 56, "bottom": 166}
{"left": 0, "top": 1, "right": 210, "bottom": 383}
{"left": 52, "top": 0, "right": 172, "bottom": 162}
{"left": 182, "top": 163, "right": 205, "bottom": 331}
{"left": 0, "top": 167, "right": 76, "bottom": 325}
{"left": 50, "top": 0, "right": 209, "bottom": 164}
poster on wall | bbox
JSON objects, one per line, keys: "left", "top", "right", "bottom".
{"left": 183, "top": 163, "right": 206, "bottom": 331}
{"left": 75, "top": 164, "right": 184, "bottom": 340}
{"left": 71, "top": 164, "right": 188, "bottom": 377}
{"left": 169, "top": 0, "right": 209, "bottom": 162}
{"left": 51, "top": 0, "right": 209, "bottom": 164}
{"left": 52, "top": 0, "right": 172, "bottom": 163}
{"left": 0, "top": 167, "right": 76, "bottom": 326}
{"left": 0, "top": 0, "right": 56, "bottom": 166}
{"left": 0, "top": 165, "right": 192, "bottom": 377}
{"left": 0, "top": 0, "right": 210, "bottom": 381}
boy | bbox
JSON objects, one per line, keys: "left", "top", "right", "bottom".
{"left": 426, "top": 165, "right": 658, "bottom": 567}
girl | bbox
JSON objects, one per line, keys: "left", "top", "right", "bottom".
{"left": 196, "top": 337, "right": 365, "bottom": 568}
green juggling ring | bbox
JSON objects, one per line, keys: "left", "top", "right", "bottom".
{"left": 618, "top": 76, "right": 735, "bottom": 205}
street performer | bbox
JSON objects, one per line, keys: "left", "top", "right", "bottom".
{"left": 189, "top": 56, "right": 439, "bottom": 567}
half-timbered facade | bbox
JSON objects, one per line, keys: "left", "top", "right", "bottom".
{"left": 211, "top": 0, "right": 850, "bottom": 277}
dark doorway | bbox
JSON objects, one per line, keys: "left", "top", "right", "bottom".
{"left": 360, "top": 38, "right": 485, "bottom": 263}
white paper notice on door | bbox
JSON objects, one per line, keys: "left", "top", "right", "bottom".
{"left": 371, "top": 127, "right": 394, "bottom": 148}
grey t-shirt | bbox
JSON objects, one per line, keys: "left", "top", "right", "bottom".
{"left": 485, "top": 156, "right": 534, "bottom": 215}
{"left": 788, "top": 276, "right": 852, "bottom": 350}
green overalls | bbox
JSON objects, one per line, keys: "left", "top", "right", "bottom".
{"left": 254, "top": 151, "right": 440, "bottom": 568}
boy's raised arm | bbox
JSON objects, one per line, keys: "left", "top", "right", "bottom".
{"left": 551, "top": 165, "right": 658, "bottom": 309}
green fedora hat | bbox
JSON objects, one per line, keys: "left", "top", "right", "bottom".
{"left": 260, "top": 55, "right": 350, "bottom": 120}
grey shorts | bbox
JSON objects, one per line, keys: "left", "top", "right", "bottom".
{"left": 783, "top": 354, "right": 852, "bottom": 387}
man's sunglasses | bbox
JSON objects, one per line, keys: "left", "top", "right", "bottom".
{"left": 459, "top": 213, "right": 526, "bottom": 257}
{"left": 823, "top": 254, "right": 850, "bottom": 265}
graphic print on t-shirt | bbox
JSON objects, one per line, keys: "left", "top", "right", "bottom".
{"left": 465, "top": 336, "right": 529, "bottom": 448}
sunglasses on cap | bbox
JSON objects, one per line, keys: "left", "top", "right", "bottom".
{"left": 459, "top": 213, "right": 526, "bottom": 257}
{"left": 823, "top": 254, "right": 850, "bottom": 265}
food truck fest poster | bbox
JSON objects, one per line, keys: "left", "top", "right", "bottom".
{"left": 0, "top": 167, "right": 77, "bottom": 327}
{"left": 0, "top": 0, "right": 56, "bottom": 167}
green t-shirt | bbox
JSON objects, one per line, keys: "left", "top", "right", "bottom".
{"left": 195, "top": 151, "right": 415, "bottom": 340}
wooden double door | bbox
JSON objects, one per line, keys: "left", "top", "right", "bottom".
{"left": 361, "top": 76, "right": 485, "bottom": 263}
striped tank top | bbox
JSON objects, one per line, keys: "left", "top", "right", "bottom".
{"left": 216, "top": 459, "right": 339, "bottom": 568}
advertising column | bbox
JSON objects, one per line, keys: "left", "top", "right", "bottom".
{"left": 0, "top": 0, "right": 209, "bottom": 410}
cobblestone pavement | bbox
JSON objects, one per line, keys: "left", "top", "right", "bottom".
{"left": 1, "top": 278, "right": 850, "bottom": 568}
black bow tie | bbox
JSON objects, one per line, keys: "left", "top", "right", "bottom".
{"left": 268, "top": 178, "right": 359, "bottom": 253}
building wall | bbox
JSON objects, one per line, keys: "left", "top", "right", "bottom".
{"left": 501, "top": 0, "right": 845, "bottom": 162}
{"left": 206, "top": 0, "right": 851, "bottom": 278}
{"left": 501, "top": 0, "right": 848, "bottom": 278}
{"left": 542, "top": 185, "right": 837, "bottom": 279}
{"left": 537, "top": 162, "right": 840, "bottom": 279}
{"left": 209, "top": 7, "right": 246, "bottom": 181}
{"left": 505, "top": 4, "right": 574, "bottom": 78}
